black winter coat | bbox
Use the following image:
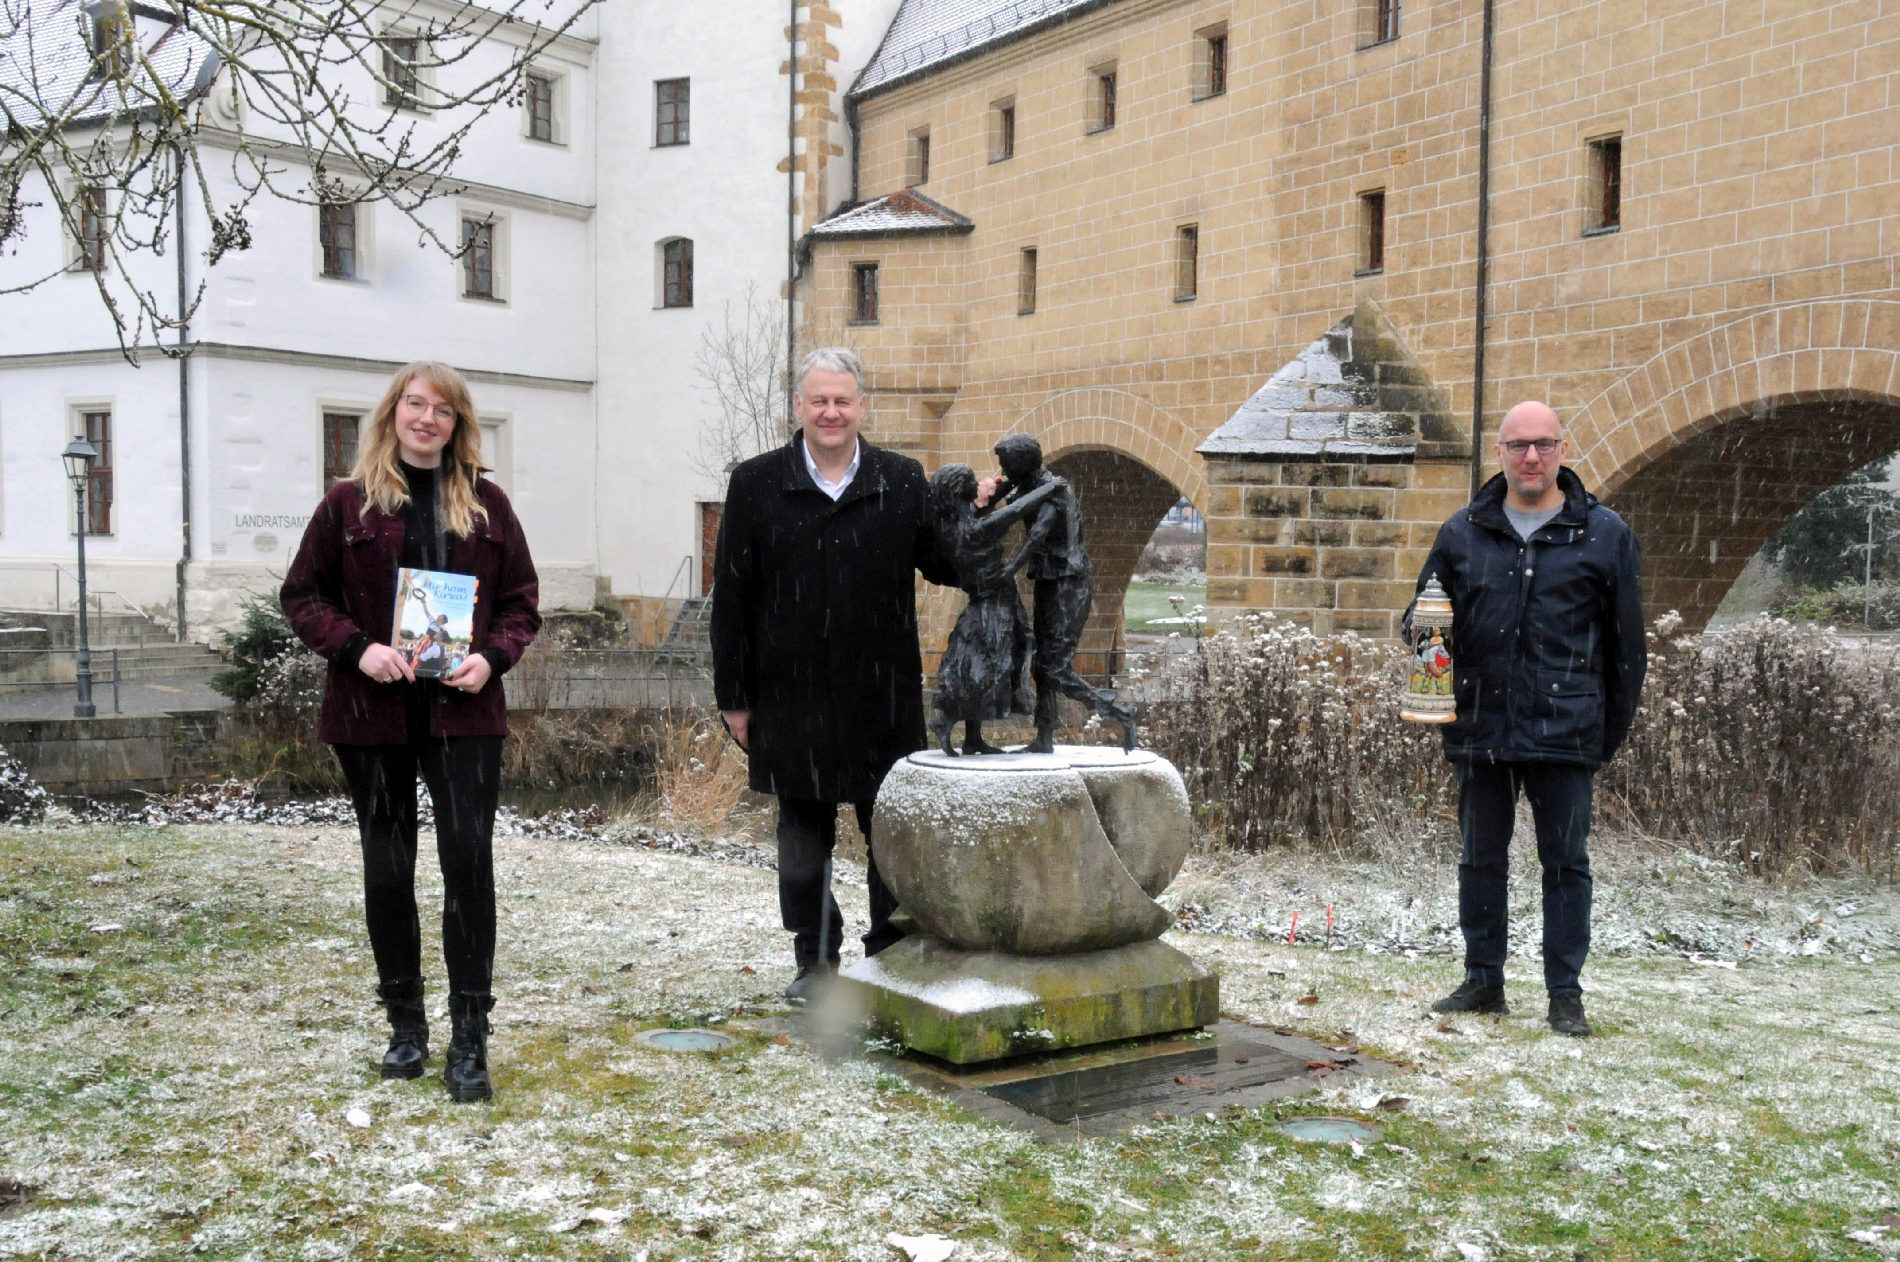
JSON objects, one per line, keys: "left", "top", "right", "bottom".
{"left": 1410, "top": 468, "right": 1647, "bottom": 767}
{"left": 711, "top": 435, "right": 954, "bottom": 801}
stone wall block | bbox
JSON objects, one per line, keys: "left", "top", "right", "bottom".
{"left": 1321, "top": 548, "right": 1397, "bottom": 579}
{"left": 1253, "top": 547, "right": 1318, "bottom": 576}
{"left": 1310, "top": 488, "right": 1394, "bottom": 519}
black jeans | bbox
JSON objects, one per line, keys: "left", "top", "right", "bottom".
{"left": 1454, "top": 759, "right": 1595, "bottom": 997}
{"left": 775, "top": 797, "right": 903, "bottom": 968}
{"left": 333, "top": 698, "right": 504, "bottom": 998}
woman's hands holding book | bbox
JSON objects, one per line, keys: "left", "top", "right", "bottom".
{"left": 359, "top": 643, "right": 415, "bottom": 685}
{"left": 447, "top": 654, "right": 492, "bottom": 694}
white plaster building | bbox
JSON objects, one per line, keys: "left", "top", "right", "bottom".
{"left": 0, "top": 0, "right": 902, "bottom": 638}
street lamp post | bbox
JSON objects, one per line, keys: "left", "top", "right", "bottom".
{"left": 61, "top": 440, "right": 99, "bottom": 719}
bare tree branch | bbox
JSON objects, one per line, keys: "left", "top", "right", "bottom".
{"left": 693, "top": 282, "right": 790, "bottom": 484}
{"left": 1, "top": 0, "right": 599, "bottom": 359}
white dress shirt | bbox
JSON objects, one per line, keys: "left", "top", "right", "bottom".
{"left": 803, "top": 437, "right": 861, "bottom": 501}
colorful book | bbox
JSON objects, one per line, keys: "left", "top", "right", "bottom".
{"left": 393, "top": 567, "right": 480, "bottom": 681}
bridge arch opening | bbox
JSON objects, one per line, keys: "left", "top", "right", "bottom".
{"left": 1604, "top": 391, "right": 1900, "bottom": 630}
{"left": 1044, "top": 446, "right": 1191, "bottom": 680}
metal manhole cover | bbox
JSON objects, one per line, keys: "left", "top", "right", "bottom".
{"left": 635, "top": 1028, "right": 736, "bottom": 1053}
{"left": 1279, "top": 1116, "right": 1381, "bottom": 1144}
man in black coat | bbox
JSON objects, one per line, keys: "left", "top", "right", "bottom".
{"left": 1410, "top": 401, "right": 1646, "bottom": 1036}
{"left": 712, "top": 347, "right": 956, "bottom": 1002}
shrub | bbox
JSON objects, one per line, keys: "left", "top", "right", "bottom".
{"left": 1141, "top": 613, "right": 1457, "bottom": 854}
{"left": 1600, "top": 614, "right": 1900, "bottom": 875}
{"left": 210, "top": 593, "right": 305, "bottom": 705}
{"left": 1144, "top": 612, "right": 1900, "bottom": 878}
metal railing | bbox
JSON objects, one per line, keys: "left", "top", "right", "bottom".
{"left": 0, "top": 647, "right": 121, "bottom": 713}
{"left": 506, "top": 648, "right": 713, "bottom": 712}
{"left": 42, "top": 562, "right": 169, "bottom": 637}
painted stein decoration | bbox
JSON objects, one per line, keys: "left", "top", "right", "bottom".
{"left": 1402, "top": 575, "right": 1457, "bottom": 724}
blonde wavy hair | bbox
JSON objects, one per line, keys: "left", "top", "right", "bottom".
{"left": 352, "top": 361, "right": 490, "bottom": 538}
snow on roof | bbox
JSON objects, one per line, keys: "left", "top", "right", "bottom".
{"left": 809, "top": 187, "right": 975, "bottom": 238}
{"left": 851, "top": 0, "right": 1116, "bottom": 100}
{"left": 0, "top": 0, "right": 218, "bottom": 131}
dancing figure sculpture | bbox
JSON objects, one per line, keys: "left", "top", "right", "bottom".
{"left": 991, "top": 435, "right": 1137, "bottom": 753}
{"left": 927, "top": 464, "right": 1057, "bottom": 756}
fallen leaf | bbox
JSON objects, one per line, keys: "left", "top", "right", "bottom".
{"left": 616, "top": 963, "right": 635, "bottom": 973}
{"left": 1305, "top": 1062, "right": 1336, "bottom": 1077}
{"left": 739, "top": 965, "right": 756, "bottom": 975}
{"left": 774, "top": 1034, "right": 790, "bottom": 1046}
{"left": 1173, "top": 1075, "right": 1215, "bottom": 1090}
{"left": 1296, "top": 992, "right": 1319, "bottom": 1005}
{"left": 1436, "top": 1019, "right": 1462, "bottom": 1035}
{"left": 1376, "top": 1096, "right": 1412, "bottom": 1111}
{"left": 1232, "top": 1055, "right": 1250, "bottom": 1064}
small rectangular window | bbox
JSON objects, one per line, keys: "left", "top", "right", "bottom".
{"left": 1197, "top": 27, "right": 1228, "bottom": 100}
{"left": 86, "top": 2, "right": 127, "bottom": 80}
{"left": 1175, "top": 225, "right": 1199, "bottom": 300}
{"left": 663, "top": 237, "right": 694, "bottom": 308}
{"left": 383, "top": 35, "right": 422, "bottom": 110}
{"left": 462, "top": 217, "right": 496, "bottom": 299}
{"left": 1587, "top": 135, "right": 1623, "bottom": 233}
{"left": 74, "top": 185, "right": 107, "bottom": 272}
{"left": 1093, "top": 67, "right": 1118, "bottom": 131}
{"left": 992, "top": 100, "right": 1016, "bottom": 162}
{"left": 323, "top": 412, "right": 361, "bottom": 483}
{"left": 319, "top": 200, "right": 357, "bottom": 279}
{"left": 852, "top": 262, "right": 879, "bottom": 324}
{"left": 526, "top": 71, "right": 556, "bottom": 143}
{"left": 655, "top": 78, "right": 690, "bottom": 146}
{"left": 908, "top": 129, "right": 931, "bottom": 186}
{"left": 1369, "top": 0, "right": 1400, "bottom": 45}
{"left": 80, "top": 409, "right": 112, "bottom": 534}
{"left": 1018, "top": 247, "right": 1038, "bottom": 315}
{"left": 1359, "top": 190, "right": 1386, "bottom": 274}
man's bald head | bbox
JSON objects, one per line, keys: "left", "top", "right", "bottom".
{"left": 1496, "top": 400, "right": 1567, "bottom": 510}
{"left": 1498, "top": 401, "right": 1562, "bottom": 442}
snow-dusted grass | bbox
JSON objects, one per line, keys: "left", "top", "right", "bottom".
{"left": 2, "top": 821, "right": 1897, "bottom": 1260}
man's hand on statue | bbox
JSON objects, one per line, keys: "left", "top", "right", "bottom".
{"left": 975, "top": 477, "right": 999, "bottom": 509}
{"left": 721, "top": 710, "right": 750, "bottom": 751}
{"left": 447, "top": 654, "right": 492, "bottom": 694}
{"left": 359, "top": 642, "right": 415, "bottom": 686}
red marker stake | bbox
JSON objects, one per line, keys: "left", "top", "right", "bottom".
{"left": 1327, "top": 904, "right": 1334, "bottom": 936}
{"left": 1288, "top": 910, "right": 1300, "bottom": 945}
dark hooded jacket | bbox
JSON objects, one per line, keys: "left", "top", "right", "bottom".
{"left": 711, "top": 434, "right": 953, "bottom": 801}
{"left": 1410, "top": 467, "right": 1646, "bottom": 767}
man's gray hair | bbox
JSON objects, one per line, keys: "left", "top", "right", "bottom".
{"left": 795, "top": 347, "right": 866, "bottom": 397}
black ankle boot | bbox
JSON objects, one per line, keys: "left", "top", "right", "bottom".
{"left": 444, "top": 992, "right": 494, "bottom": 1102}
{"left": 375, "top": 977, "right": 429, "bottom": 1080}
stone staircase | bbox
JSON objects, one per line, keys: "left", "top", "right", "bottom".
{"left": 0, "top": 609, "right": 224, "bottom": 692}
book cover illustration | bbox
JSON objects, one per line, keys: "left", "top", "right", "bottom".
{"left": 393, "top": 568, "right": 480, "bottom": 681}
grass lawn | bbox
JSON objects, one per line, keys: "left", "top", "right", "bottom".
{"left": 1, "top": 821, "right": 1896, "bottom": 1260}
{"left": 1123, "top": 581, "right": 1208, "bottom": 633}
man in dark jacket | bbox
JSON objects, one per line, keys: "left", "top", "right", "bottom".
{"left": 712, "top": 348, "right": 955, "bottom": 1002}
{"left": 1410, "top": 401, "right": 1646, "bottom": 1036}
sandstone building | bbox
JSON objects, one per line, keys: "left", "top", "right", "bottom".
{"left": 798, "top": 0, "right": 1900, "bottom": 657}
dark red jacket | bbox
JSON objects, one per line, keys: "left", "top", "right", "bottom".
{"left": 281, "top": 477, "right": 541, "bottom": 744}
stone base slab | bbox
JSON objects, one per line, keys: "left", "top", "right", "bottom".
{"left": 837, "top": 935, "right": 1219, "bottom": 1065}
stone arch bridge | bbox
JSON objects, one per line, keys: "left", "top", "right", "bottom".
{"left": 888, "top": 296, "right": 1900, "bottom": 671}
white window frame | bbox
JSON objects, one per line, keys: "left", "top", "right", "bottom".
{"left": 457, "top": 205, "right": 510, "bottom": 304}
{"left": 379, "top": 28, "right": 431, "bottom": 112}
{"left": 67, "top": 398, "right": 117, "bottom": 538}
{"left": 315, "top": 192, "right": 373, "bottom": 283}
{"left": 315, "top": 402, "right": 369, "bottom": 489}
{"left": 521, "top": 65, "right": 568, "bottom": 146}
{"left": 479, "top": 414, "right": 512, "bottom": 494}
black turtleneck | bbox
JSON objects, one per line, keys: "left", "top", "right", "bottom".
{"left": 398, "top": 460, "right": 445, "bottom": 571}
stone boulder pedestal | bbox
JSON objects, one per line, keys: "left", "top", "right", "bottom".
{"left": 839, "top": 747, "right": 1218, "bottom": 1064}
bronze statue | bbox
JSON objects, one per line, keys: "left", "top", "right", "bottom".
{"left": 992, "top": 435, "right": 1137, "bottom": 753}
{"left": 926, "top": 464, "right": 1055, "bottom": 756}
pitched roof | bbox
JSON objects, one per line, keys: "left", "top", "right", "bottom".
{"left": 851, "top": 0, "right": 1116, "bottom": 100}
{"left": 809, "top": 187, "right": 975, "bottom": 238}
{"left": 0, "top": 0, "right": 218, "bottom": 132}
{"left": 1199, "top": 301, "right": 1465, "bottom": 462}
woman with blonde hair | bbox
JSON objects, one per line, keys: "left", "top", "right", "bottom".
{"left": 282, "top": 361, "right": 541, "bottom": 1102}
